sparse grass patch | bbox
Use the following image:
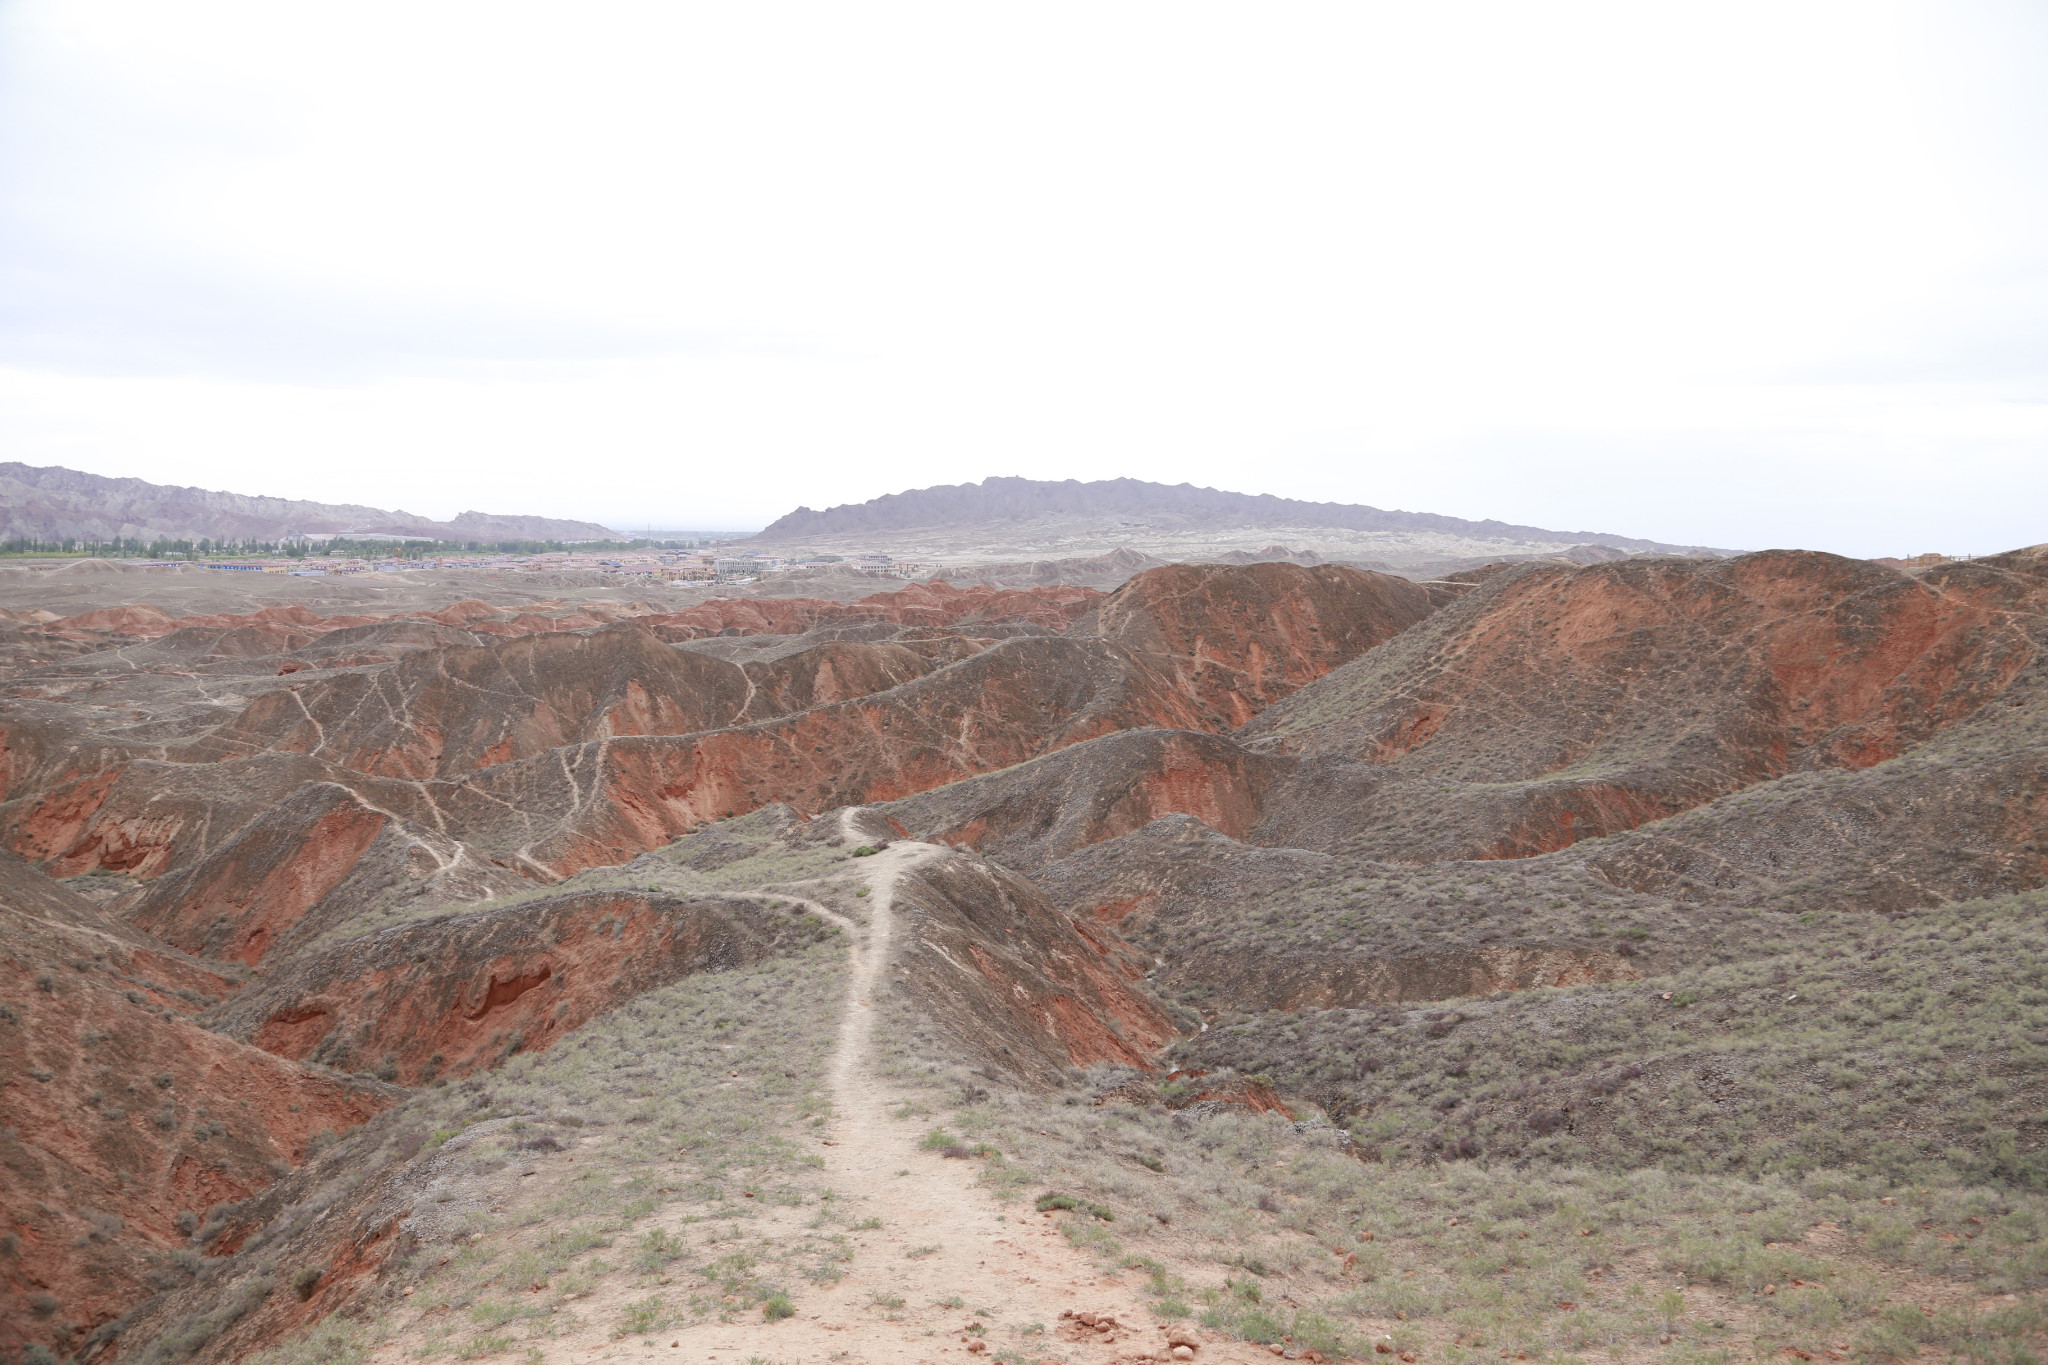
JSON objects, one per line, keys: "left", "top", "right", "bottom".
{"left": 613, "top": 1295, "right": 671, "bottom": 1338}
{"left": 1171, "top": 889, "right": 2048, "bottom": 1191}
{"left": 882, "top": 990, "right": 2048, "bottom": 1365}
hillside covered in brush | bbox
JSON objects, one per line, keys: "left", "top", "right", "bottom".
{"left": 2, "top": 545, "right": 2044, "bottom": 1365}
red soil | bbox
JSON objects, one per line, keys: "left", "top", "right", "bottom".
{"left": 0, "top": 906, "right": 392, "bottom": 1360}
{"left": 215, "top": 891, "right": 816, "bottom": 1083}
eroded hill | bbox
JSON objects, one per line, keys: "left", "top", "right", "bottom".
{"left": 2, "top": 549, "right": 2045, "bottom": 1365}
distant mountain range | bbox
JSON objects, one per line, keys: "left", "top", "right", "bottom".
{"left": 0, "top": 463, "right": 621, "bottom": 544}
{"left": 751, "top": 476, "right": 1729, "bottom": 555}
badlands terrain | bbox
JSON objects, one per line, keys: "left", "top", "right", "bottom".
{"left": 1, "top": 541, "right": 2045, "bottom": 1365}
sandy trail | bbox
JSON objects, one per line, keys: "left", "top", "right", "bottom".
{"left": 370, "top": 809, "right": 1259, "bottom": 1364}
{"left": 711, "top": 812, "right": 1210, "bottom": 1363}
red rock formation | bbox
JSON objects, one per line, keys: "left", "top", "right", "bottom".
{"left": 212, "top": 890, "right": 831, "bottom": 1082}
{"left": 197, "top": 628, "right": 760, "bottom": 778}
{"left": 6, "top": 754, "right": 338, "bottom": 881}
{"left": 1245, "top": 550, "right": 2045, "bottom": 859}
{"left": 889, "top": 848, "right": 1180, "bottom": 1084}
{"left": 122, "top": 784, "right": 397, "bottom": 964}
{"left": 1087, "top": 562, "right": 1436, "bottom": 726}
{"left": 504, "top": 636, "right": 1210, "bottom": 875}
{"left": 876, "top": 729, "right": 1288, "bottom": 872}
{"left": 727, "top": 633, "right": 987, "bottom": 714}
{"left": 0, "top": 896, "right": 392, "bottom": 1361}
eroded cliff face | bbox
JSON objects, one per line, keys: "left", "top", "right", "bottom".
{"left": 122, "top": 784, "right": 403, "bottom": 965}
{"left": 193, "top": 629, "right": 762, "bottom": 778}
{"left": 209, "top": 890, "right": 832, "bottom": 1083}
{"left": 884, "top": 846, "right": 1181, "bottom": 1085}
{"left": 1085, "top": 562, "right": 1438, "bottom": 726}
{"left": 1238, "top": 550, "right": 2048, "bottom": 860}
{"left": 0, "top": 901, "right": 394, "bottom": 1361}
{"left": 874, "top": 729, "right": 1289, "bottom": 873}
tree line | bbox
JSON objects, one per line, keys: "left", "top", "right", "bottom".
{"left": 0, "top": 536, "right": 731, "bottom": 559}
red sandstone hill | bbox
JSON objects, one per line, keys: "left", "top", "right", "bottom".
{"left": 0, "top": 563, "right": 1436, "bottom": 958}
{"left": 1084, "top": 562, "right": 1440, "bottom": 726}
{"left": 9, "top": 550, "right": 2048, "bottom": 1362}
{"left": 0, "top": 870, "right": 395, "bottom": 1359}
{"left": 1243, "top": 549, "right": 2044, "bottom": 860}
{"left": 195, "top": 628, "right": 768, "bottom": 778}
{"left": 210, "top": 889, "right": 836, "bottom": 1084}
{"left": 7, "top": 552, "right": 2042, "bottom": 913}
{"left": 874, "top": 550, "right": 2048, "bottom": 883}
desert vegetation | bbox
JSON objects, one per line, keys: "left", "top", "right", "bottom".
{"left": 121, "top": 936, "right": 849, "bottom": 1363}
{"left": 5, "top": 548, "right": 2046, "bottom": 1364}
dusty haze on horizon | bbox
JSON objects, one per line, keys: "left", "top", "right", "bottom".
{"left": 0, "top": 1, "right": 2044, "bottom": 557}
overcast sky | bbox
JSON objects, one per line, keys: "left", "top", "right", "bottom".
{"left": 1, "top": 2, "right": 2044, "bottom": 554}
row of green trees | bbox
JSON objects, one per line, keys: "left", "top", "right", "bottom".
{"left": 0, "top": 536, "right": 731, "bottom": 560}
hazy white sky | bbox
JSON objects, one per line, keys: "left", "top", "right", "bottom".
{"left": 1, "top": 2, "right": 2043, "bottom": 553}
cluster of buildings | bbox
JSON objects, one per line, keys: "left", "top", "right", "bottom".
{"left": 706, "top": 550, "right": 929, "bottom": 582}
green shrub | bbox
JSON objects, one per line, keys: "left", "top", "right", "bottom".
{"left": 1034, "top": 1191, "right": 1112, "bottom": 1220}
{"left": 616, "top": 1295, "right": 669, "bottom": 1337}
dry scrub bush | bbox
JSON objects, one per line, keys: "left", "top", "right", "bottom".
{"left": 385, "top": 939, "right": 851, "bottom": 1354}
{"left": 1172, "top": 889, "right": 2048, "bottom": 1192}
{"left": 147, "top": 916, "right": 857, "bottom": 1364}
{"left": 874, "top": 885, "right": 2048, "bottom": 1365}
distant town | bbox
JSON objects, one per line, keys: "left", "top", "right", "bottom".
{"left": 0, "top": 532, "right": 935, "bottom": 584}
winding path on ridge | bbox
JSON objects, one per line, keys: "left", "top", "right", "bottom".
{"left": 366, "top": 809, "right": 1262, "bottom": 1364}
{"left": 744, "top": 808, "right": 1193, "bottom": 1363}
